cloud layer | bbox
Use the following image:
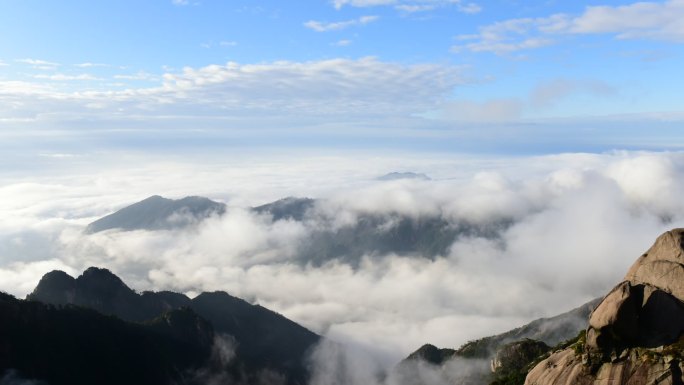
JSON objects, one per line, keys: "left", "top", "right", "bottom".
{"left": 0, "top": 57, "right": 464, "bottom": 131}
{"left": 1, "top": 150, "right": 683, "bottom": 366}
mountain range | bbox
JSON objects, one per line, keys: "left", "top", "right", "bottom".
{"left": 0, "top": 266, "right": 596, "bottom": 385}
{"left": 8, "top": 194, "right": 676, "bottom": 385}
{"left": 7, "top": 267, "right": 320, "bottom": 385}
{"left": 86, "top": 194, "right": 512, "bottom": 267}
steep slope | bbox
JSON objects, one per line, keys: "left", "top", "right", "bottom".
{"left": 27, "top": 267, "right": 320, "bottom": 385}
{"left": 85, "top": 195, "right": 226, "bottom": 233}
{"left": 0, "top": 292, "right": 213, "bottom": 385}
{"left": 526, "top": 228, "right": 684, "bottom": 385}
{"left": 402, "top": 297, "right": 599, "bottom": 367}
{"left": 394, "top": 298, "right": 598, "bottom": 385}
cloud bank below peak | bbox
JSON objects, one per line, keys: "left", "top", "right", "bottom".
{"left": 2, "top": 150, "right": 684, "bottom": 362}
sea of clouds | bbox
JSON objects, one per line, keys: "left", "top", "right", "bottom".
{"left": 1, "top": 150, "right": 682, "bottom": 367}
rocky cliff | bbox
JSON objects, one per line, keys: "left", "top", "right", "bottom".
{"left": 526, "top": 229, "right": 684, "bottom": 385}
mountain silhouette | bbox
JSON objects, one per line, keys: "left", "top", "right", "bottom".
{"left": 23, "top": 267, "right": 320, "bottom": 385}
{"left": 0, "top": 291, "right": 213, "bottom": 385}
{"left": 86, "top": 195, "right": 514, "bottom": 267}
{"left": 85, "top": 195, "right": 226, "bottom": 233}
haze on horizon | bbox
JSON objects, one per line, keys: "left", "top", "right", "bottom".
{"left": 2, "top": 0, "right": 684, "bottom": 370}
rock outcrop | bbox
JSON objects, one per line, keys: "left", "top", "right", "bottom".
{"left": 526, "top": 229, "right": 684, "bottom": 385}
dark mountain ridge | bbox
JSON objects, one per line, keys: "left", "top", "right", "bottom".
{"left": 4, "top": 265, "right": 613, "bottom": 385}
{"left": 0, "top": 291, "right": 213, "bottom": 385}
{"left": 23, "top": 267, "right": 320, "bottom": 385}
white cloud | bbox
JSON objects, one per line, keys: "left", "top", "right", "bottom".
{"left": 0, "top": 58, "right": 465, "bottom": 128}
{"left": 33, "top": 73, "right": 101, "bottom": 81}
{"left": 201, "top": 41, "right": 238, "bottom": 49}
{"left": 454, "top": 0, "right": 684, "bottom": 54}
{"left": 0, "top": 60, "right": 8, "bottom": 67}
{"left": 456, "top": 2, "right": 481, "bottom": 14}
{"left": 437, "top": 99, "right": 523, "bottom": 122}
{"left": 304, "top": 15, "right": 379, "bottom": 32}
{"left": 452, "top": 17, "right": 558, "bottom": 54}
{"left": 333, "top": 0, "right": 394, "bottom": 9}
{"left": 396, "top": 4, "right": 436, "bottom": 12}
{"left": 333, "top": 39, "right": 353, "bottom": 46}
{"left": 529, "top": 79, "right": 617, "bottom": 108}
{"left": 333, "top": 0, "right": 481, "bottom": 14}
{"left": 570, "top": 0, "right": 684, "bottom": 41}
{"left": 113, "top": 71, "right": 158, "bottom": 81}
{"left": 75, "top": 62, "right": 108, "bottom": 68}
{"left": 172, "top": 0, "right": 189, "bottom": 5}
{"left": 2, "top": 150, "right": 683, "bottom": 364}
{"left": 16, "top": 58, "right": 60, "bottom": 70}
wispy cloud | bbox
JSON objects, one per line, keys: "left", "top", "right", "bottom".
{"left": 333, "top": 0, "right": 481, "bottom": 14}
{"left": 437, "top": 77, "right": 617, "bottom": 122}
{"left": 332, "top": 0, "right": 393, "bottom": 9}
{"left": 75, "top": 62, "right": 108, "bottom": 68}
{"left": 201, "top": 41, "right": 238, "bottom": 49}
{"left": 570, "top": 0, "right": 684, "bottom": 41}
{"left": 33, "top": 73, "right": 101, "bottom": 81}
{"left": 529, "top": 79, "right": 617, "bottom": 108}
{"left": 453, "top": 0, "right": 684, "bottom": 54}
{"left": 113, "top": 71, "right": 158, "bottom": 81}
{"left": 304, "top": 15, "right": 379, "bottom": 32}
{"left": 0, "top": 60, "right": 8, "bottom": 67}
{"left": 333, "top": 39, "right": 353, "bottom": 46}
{"left": 16, "top": 58, "right": 60, "bottom": 70}
{"left": 452, "top": 16, "right": 560, "bottom": 55}
{"left": 0, "top": 58, "right": 465, "bottom": 129}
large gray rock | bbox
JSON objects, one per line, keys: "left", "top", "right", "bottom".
{"left": 526, "top": 229, "right": 684, "bottom": 385}
{"left": 625, "top": 229, "right": 684, "bottom": 299}
{"left": 587, "top": 229, "right": 684, "bottom": 352}
{"left": 525, "top": 348, "right": 683, "bottom": 385}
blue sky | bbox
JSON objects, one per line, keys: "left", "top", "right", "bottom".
{"left": 1, "top": 0, "right": 683, "bottom": 156}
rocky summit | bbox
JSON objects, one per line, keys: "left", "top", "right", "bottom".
{"left": 526, "top": 229, "right": 684, "bottom": 385}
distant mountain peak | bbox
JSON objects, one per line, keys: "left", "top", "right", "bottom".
{"left": 85, "top": 195, "right": 226, "bottom": 233}
{"left": 78, "top": 267, "right": 132, "bottom": 292}
{"left": 405, "top": 344, "right": 456, "bottom": 365}
{"left": 27, "top": 270, "right": 77, "bottom": 305}
{"left": 377, "top": 172, "right": 431, "bottom": 181}
{"left": 252, "top": 196, "right": 315, "bottom": 221}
